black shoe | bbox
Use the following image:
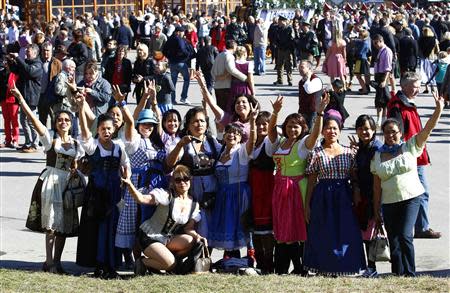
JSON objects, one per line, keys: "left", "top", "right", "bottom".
{"left": 274, "top": 243, "right": 290, "bottom": 275}
{"left": 134, "top": 257, "right": 147, "bottom": 276}
{"left": 288, "top": 81, "right": 293, "bottom": 86}
{"left": 414, "top": 228, "right": 441, "bottom": 239}
{"left": 273, "top": 81, "right": 283, "bottom": 86}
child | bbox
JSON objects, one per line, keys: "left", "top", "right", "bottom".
{"left": 432, "top": 51, "right": 450, "bottom": 96}
{"left": 325, "top": 79, "right": 349, "bottom": 125}
{"left": 153, "top": 60, "right": 175, "bottom": 114}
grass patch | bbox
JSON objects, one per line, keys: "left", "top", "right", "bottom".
{"left": 0, "top": 269, "right": 449, "bottom": 292}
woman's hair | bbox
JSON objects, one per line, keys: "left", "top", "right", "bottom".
{"left": 117, "top": 45, "right": 128, "bottom": 57}
{"left": 231, "top": 94, "right": 259, "bottom": 121}
{"left": 235, "top": 46, "right": 247, "bottom": 59}
{"left": 442, "top": 31, "right": 450, "bottom": 41}
{"left": 422, "top": 27, "right": 435, "bottom": 38}
{"left": 169, "top": 164, "right": 192, "bottom": 190}
{"left": 97, "top": 113, "right": 114, "bottom": 127}
{"left": 181, "top": 106, "right": 209, "bottom": 137}
{"left": 256, "top": 111, "right": 271, "bottom": 125}
{"left": 162, "top": 109, "right": 182, "bottom": 135}
{"left": 136, "top": 43, "right": 149, "bottom": 59}
{"left": 224, "top": 123, "right": 244, "bottom": 136}
{"left": 381, "top": 118, "right": 401, "bottom": 133}
{"left": 186, "top": 22, "right": 197, "bottom": 32}
{"left": 281, "top": 113, "right": 309, "bottom": 140}
{"left": 359, "top": 29, "right": 369, "bottom": 39}
{"left": 355, "top": 114, "right": 377, "bottom": 141}
{"left": 52, "top": 110, "right": 74, "bottom": 136}
{"left": 84, "top": 60, "right": 98, "bottom": 74}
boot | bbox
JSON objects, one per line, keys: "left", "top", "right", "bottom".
{"left": 289, "top": 242, "right": 307, "bottom": 276}
{"left": 174, "top": 241, "right": 204, "bottom": 275}
{"left": 274, "top": 243, "right": 290, "bottom": 275}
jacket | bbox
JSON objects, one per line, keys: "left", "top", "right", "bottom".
{"left": 48, "top": 57, "right": 63, "bottom": 82}
{"left": 253, "top": 24, "right": 267, "bottom": 48}
{"left": 162, "top": 34, "right": 191, "bottom": 64}
{"left": 210, "top": 28, "right": 227, "bottom": 52}
{"left": 276, "top": 25, "right": 295, "bottom": 50}
{"left": 196, "top": 45, "right": 218, "bottom": 71}
{"left": 398, "top": 36, "right": 418, "bottom": 70}
{"left": 387, "top": 91, "right": 430, "bottom": 166}
{"left": 78, "top": 76, "right": 113, "bottom": 116}
{"left": 104, "top": 57, "right": 132, "bottom": 93}
{"left": 10, "top": 56, "right": 43, "bottom": 107}
{"left": 226, "top": 22, "right": 247, "bottom": 46}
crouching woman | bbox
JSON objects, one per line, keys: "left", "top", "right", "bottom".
{"left": 121, "top": 165, "right": 207, "bottom": 275}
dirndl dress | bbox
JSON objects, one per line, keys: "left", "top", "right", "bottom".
{"left": 76, "top": 139, "right": 128, "bottom": 269}
{"left": 115, "top": 138, "right": 168, "bottom": 249}
{"left": 208, "top": 144, "right": 251, "bottom": 250}
{"left": 303, "top": 145, "right": 366, "bottom": 275}
{"left": 25, "top": 131, "right": 84, "bottom": 236}
{"left": 271, "top": 137, "right": 308, "bottom": 242}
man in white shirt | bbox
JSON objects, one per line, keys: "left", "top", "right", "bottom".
{"left": 211, "top": 39, "right": 248, "bottom": 114}
{"left": 297, "top": 60, "right": 323, "bottom": 129}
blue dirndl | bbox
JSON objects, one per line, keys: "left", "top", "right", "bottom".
{"left": 303, "top": 179, "right": 366, "bottom": 275}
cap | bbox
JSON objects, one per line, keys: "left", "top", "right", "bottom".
{"left": 279, "top": 15, "right": 288, "bottom": 21}
{"left": 361, "top": 3, "right": 368, "bottom": 11}
{"left": 301, "top": 21, "right": 311, "bottom": 26}
{"left": 344, "top": 3, "right": 354, "bottom": 12}
{"left": 137, "top": 109, "right": 158, "bottom": 125}
{"left": 175, "top": 26, "right": 186, "bottom": 32}
{"left": 323, "top": 3, "right": 332, "bottom": 13}
{"left": 324, "top": 109, "right": 343, "bottom": 126}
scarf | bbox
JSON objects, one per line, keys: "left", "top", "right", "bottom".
{"left": 379, "top": 142, "right": 403, "bottom": 155}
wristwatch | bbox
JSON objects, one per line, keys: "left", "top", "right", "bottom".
{"left": 116, "top": 100, "right": 127, "bottom": 108}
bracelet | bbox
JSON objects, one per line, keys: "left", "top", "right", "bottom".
{"left": 116, "top": 100, "right": 127, "bottom": 108}
{"left": 317, "top": 112, "right": 324, "bottom": 117}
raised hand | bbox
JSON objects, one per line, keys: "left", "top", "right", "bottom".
{"left": 317, "top": 91, "right": 330, "bottom": 113}
{"left": 249, "top": 103, "right": 259, "bottom": 122}
{"left": 432, "top": 89, "right": 445, "bottom": 111}
{"left": 194, "top": 71, "right": 206, "bottom": 87}
{"left": 112, "top": 84, "right": 125, "bottom": 103}
{"left": 348, "top": 135, "right": 359, "bottom": 152}
{"left": 73, "top": 92, "right": 86, "bottom": 106}
{"left": 270, "top": 95, "right": 283, "bottom": 114}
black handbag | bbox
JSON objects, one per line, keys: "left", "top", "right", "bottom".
{"left": 199, "top": 191, "right": 216, "bottom": 210}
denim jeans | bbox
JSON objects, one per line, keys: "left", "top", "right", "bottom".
{"left": 382, "top": 196, "right": 420, "bottom": 277}
{"left": 415, "top": 166, "right": 430, "bottom": 232}
{"left": 169, "top": 62, "right": 190, "bottom": 103}
{"left": 254, "top": 45, "right": 266, "bottom": 75}
{"left": 20, "top": 106, "right": 39, "bottom": 147}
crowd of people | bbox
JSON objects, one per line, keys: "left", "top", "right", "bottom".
{"left": 0, "top": 1, "right": 448, "bottom": 279}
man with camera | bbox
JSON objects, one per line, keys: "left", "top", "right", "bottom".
{"left": 7, "top": 44, "right": 43, "bottom": 153}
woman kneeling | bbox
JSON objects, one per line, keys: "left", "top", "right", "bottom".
{"left": 122, "top": 165, "right": 206, "bottom": 275}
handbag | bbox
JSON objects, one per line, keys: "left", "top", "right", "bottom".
{"left": 194, "top": 243, "right": 211, "bottom": 274}
{"left": 368, "top": 225, "right": 391, "bottom": 262}
{"left": 63, "top": 172, "right": 86, "bottom": 209}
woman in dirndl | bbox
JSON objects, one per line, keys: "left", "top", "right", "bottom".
{"left": 303, "top": 111, "right": 366, "bottom": 276}
{"left": 76, "top": 98, "right": 131, "bottom": 279}
{"left": 268, "top": 94, "right": 329, "bottom": 275}
{"left": 12, "top": 84, "right": 84, "bottom": 274}
{"left": 418, "top": 27, "right": 439, "bottom": 93}
{"left": 208, "top": 105, "right": 257, "bottom": 256}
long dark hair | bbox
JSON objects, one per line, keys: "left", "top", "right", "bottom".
{"left": 52, "top": 110, "right": 74, "bottom": 137}
{"left": 162, "top": 109, "right": 182, "bottom": 136}
{"left": 231, "top": 94, "right": 260, "bottom": 122}
{"left": 355, "top": 114, "right": 377, "bottom": 145}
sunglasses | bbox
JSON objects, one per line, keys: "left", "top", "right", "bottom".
{"left": 57, "top": 118, "right": 71, "bottom": 123}
{"left": 174, "top": 176, "right": 191, "bottom": 184}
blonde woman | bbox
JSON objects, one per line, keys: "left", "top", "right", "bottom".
{"left": 322, "top": 27, "right": 348, "bottom": 90}
{"left": 419, "top": 27, "right": 440, "bottom": 93}
{"left": 132, "top": 43, "right": 154, "bottom": 104}
{"left": 230, "top": 46, "right": 255, "bottom": 103}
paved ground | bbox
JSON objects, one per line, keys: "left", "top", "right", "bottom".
{"left": 1, "top": 57, "right": 449, "bottom": 277}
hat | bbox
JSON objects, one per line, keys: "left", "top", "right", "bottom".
{"left": 392, "top": 2, "right": 399, "bottom": 11}
{"left": 324, "top": 109, "right": 343, "bottom": 126}
{"left": 175, "top": 26, "right": 186, "bottom": 32}
{"left": 137, "top": 109, "right": 158, "bottom": 125}
{"left": 55, "top": 45, "right": 68, "bottom": 55}
{"left": 323, "top": 3, "right": 332, "bottom": 13}
{"left": 361, "top": 3, "right": 368, "bottom": 11}
{"left": 279, "top": 15, "right": 288, "bottom": 21}
{"left": 153, "top": 50, "right": 164, "bottom": 61}
{"left": 344, "top": 3, "right": 354, "bottom": 12}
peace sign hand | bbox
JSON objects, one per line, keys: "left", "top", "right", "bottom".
{"left": 270, "top": 95, "right": 283, "bottom": 114}
{"left": 249, "top": 103, "right": 259, "bottom": 122}
{"left": 348, "top": 135, "right": 359, "bottom": 152}
{"left": 432, "top": 89, "right": 445, "bottom": 112}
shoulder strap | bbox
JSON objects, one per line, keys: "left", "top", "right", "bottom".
{"left": 188, "top": 198, "right": 197, "bottom": 220}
